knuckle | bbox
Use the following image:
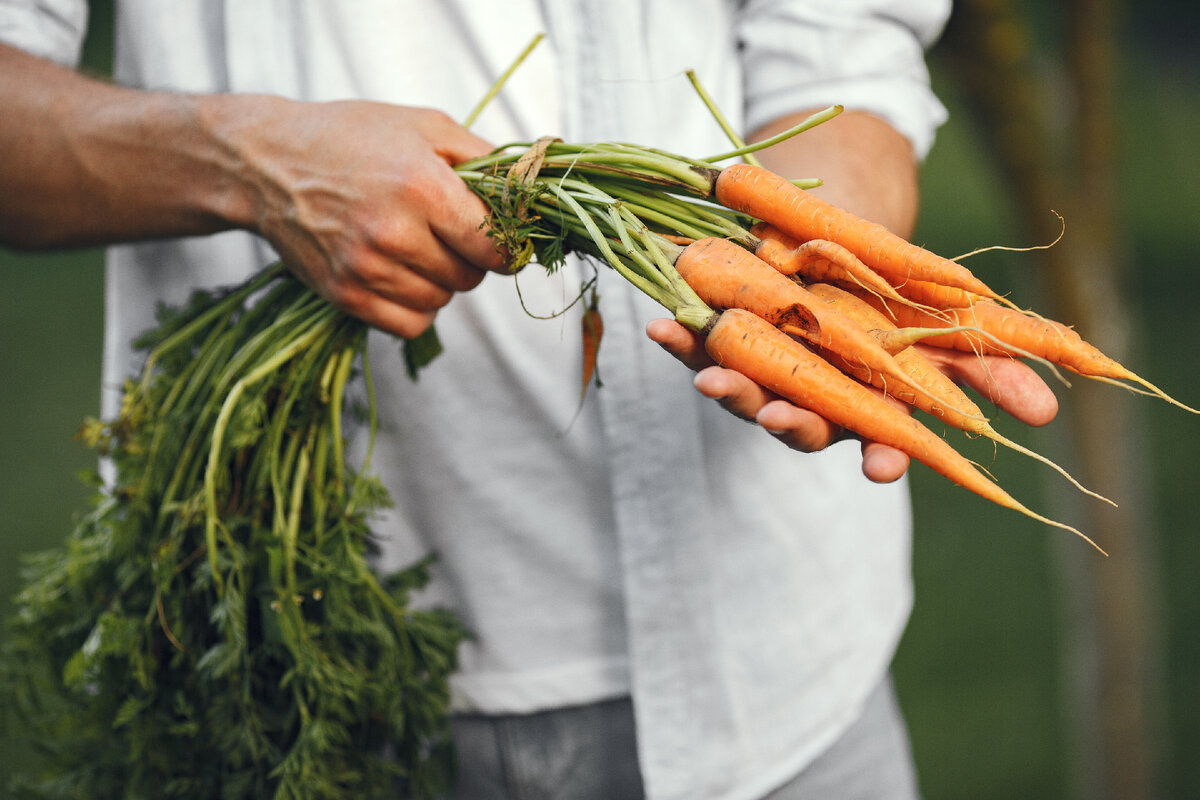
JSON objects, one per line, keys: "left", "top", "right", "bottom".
{"left": 326, "top": 283, "right": 367, "bottom": 317}
{"left": 418, "top": 107, "right": 458, "bottom": 130}
{"left": 362, "top": 215, "right": 419, "bottom": 260}
{"left": 395, "top": 312, "right": 436, "bottom": 341}
{"left": 349, "top": 254, "right": 393, "bottom": 289}
{"left": 449, "top": 265, "right": 487, "bottom": 293}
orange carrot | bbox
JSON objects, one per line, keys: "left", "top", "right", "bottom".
{"left": 856, "top": 293, "right": 1198, "bottom": 412}
{"left": 581, "top": 292, "right": 603, "bottom": 399}
{"left": 749, "top": 223, "right": 922, "bottom": 313}
{"left": 673, "top": 237, "right": 983, "bottom": 419}
{"left": 659, "top": 233, "right": 697, "bottom": 247}
{"left": 716, "top": 163, "right": 1002, "bottom": 300}
{"left": 704, "top": 308, "right": 1101, "bottom": 548}
{"left": 881, "top": 275, "right": 987, "bottom": 310}
{"left": 804, "top": 282, "right": 1115, "bottom": 506}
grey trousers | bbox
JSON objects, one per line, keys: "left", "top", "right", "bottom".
{"left": 447, "top": 677, "right": 921, "bottom": 800}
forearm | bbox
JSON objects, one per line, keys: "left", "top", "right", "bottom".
{"left": 0, "top": 42, "right": 505, "bottom": 338}
{"left": 0, "top": 42, "right": 257, "bottom": 249}
{"left": 750, "top": 109, "right": 920, "bottom": 238}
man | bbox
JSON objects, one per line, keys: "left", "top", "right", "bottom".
{"left": 0, "top": 2, "right": 1056, "bottom": 798}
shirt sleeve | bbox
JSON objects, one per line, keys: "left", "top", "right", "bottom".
{"left": 737, "top": 0, "right": 951, "bottom": 159}
{"left": 0, "top": 0, "right": 88, "bottom": 66}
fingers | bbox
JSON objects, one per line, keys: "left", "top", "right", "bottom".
{"left": 916, "top": 344, "right": 1059, "bottom": 426}
{"left": 755, "top": 398, "right": 841, "bottom": 452}
{"left": 419, "top": 107, "right": 497, "bottom": 165}
{"left": 430, "top": 191, "right": 508, "bottom": 275}
{"left": 860, "top": 441, "right": 911, "bottom": 484}
{"left": 344, "top": 295, "right": 437, "bottom": 341}
{"left": 411, "top": 108, "right": 509, "bottom": 273}
{"left": 693, "top": 365, "right": 783, "bottom": 425}
{"left": 360, "top": 152, "right": 504, "bottom": 280}
{"left": 645, "top": 318, "right": 711, "bottom": 371}
{"left": 247, "top": 101, "right": 511, "bottom": 340}
{"left": 648, "top": 318, "right": 911, "bottom": 483}
{"left": 421, "top": 157, "right": 509, "bottom": 274}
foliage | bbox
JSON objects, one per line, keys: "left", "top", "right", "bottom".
{"left": 0, "top": 268, "right": 465, "bottom": 800}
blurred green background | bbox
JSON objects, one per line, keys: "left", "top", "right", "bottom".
{"left": 1, "top": 2, "right": 1196, "bottom": 798}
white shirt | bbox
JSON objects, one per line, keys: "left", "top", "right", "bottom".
{"left": 2, "top": 2, "right": 949, "bottom": 798}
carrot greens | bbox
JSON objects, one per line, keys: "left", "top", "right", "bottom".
{"left": 2, "top": 271, "right": 464, "bottom": 800}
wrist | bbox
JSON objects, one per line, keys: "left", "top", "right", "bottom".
{"left": 190, "top": 92, "right": 285, "bottom": 234}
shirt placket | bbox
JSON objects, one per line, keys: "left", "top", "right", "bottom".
{"left": 546, "top": 2, "right": 734, "bottom": 797}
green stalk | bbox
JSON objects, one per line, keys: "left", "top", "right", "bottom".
{"left": 461, "top": 142, "right": 719, "bottom": 196}
{"left": 703, "top": 104, "right": 843, "bottom": 163}
{"left": 284, "top": 430, "right": 313, "bottom": 597}
{"left": 344, "top": 345, "right": 377, "bottom": 519}
{"left": 685, "top": 69, "right": 763, "bottom": 168}
{"left": 542, "top": 181, "right": 674, "bottom": 308}
{"left": 612, "top": 198, "right": 713, "bottom": 240}
{"left": 328, "top": 342, "right": 358, "bottom": 500}
{"left": 203, "top": 310, "right": 335, "bottom": 594}
{"left": 136, "top": 264, "right": 286, "bottom": 391}
{"left": 463, "top": 33, "right": 544, "bottom": 129}
{"left": 538, "top": 152, "right": 718, "bottom": 194}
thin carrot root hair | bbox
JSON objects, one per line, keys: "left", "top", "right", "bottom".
{"left": 985, "top": 429, "right": 1118, "bottom": 508}
{"left": 883, "top": 275, "right": 1025, "bottom": 316}
{"left": 952, "top": 210, "right": 1067, "bottom": 263}
{"left": 1081, "top": 370, "right": 1200, "bottom": 414}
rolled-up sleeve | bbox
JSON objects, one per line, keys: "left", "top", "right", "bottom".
{"left": 738, "top": 0, "right": 951, "bottom": 159}
{"left": 0, "top": 0, "right": 88, "bottom": 66}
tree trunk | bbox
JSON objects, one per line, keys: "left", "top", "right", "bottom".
{"left": 935, "top": 2, "right": 1164, "bottom": 798}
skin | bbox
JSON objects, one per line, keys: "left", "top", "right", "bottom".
{"left": 646, "top": 109, "right": 1058, "bottom": 483}
{"left": 0, "top": 43, "right": 506, "bottom": 339}
{"left": 0, "top": 42, "right": 1056, "bottom": 482}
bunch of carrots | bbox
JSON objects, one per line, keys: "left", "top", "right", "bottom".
{"left": 456, "top": 104, "right": 1196, "bottom": 553}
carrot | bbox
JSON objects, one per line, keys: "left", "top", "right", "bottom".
{"left": 673, "top": 237, "right": 984, "bottom": 420}
{"left": 580, "top": 290, "right": 603, "bottom": 400}
{"left": 882, "top": 273, "right": 1032, "bottom": 316}
{"left": 881, "top": 275, "right": 987, "bottom": 310}
{"left": 866, "top": 325, "right": 999, "bottom": 356}
{"left": 716, "top": 163, "right": 1002, "bottom": 300}
{"left": 858, "top": 293, "right": 1199, "bottom": 413}
{"left": 659, "top": 233, "right": 697, "bottom": 247}
{"left": 704, "top": 308, "right": 1101, "bottom": 549}
{"left": 749, "top": 222, "right": 929, "bottom": 315}
{"left": 747, "top": 225, "right": 999, "bottom": 353}
{"left": 804, "top": 283, "right": 1115, "bottom": 506}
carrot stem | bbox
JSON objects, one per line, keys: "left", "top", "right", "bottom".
{"left": 703, "top": 105, "right": 843, "bottom": 163}
{"left": 463, "top": 33, "right": 545, "bottom": 129}
{"left": 685, "top": 69, "right": 763, "bottom": 168}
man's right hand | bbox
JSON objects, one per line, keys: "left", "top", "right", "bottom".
{"left": 218, "top": 98, "right": 508, "bottom": 338}
{"left": 0, "top": 43, "right": 506, "bottom": 339}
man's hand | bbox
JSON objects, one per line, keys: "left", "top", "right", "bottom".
{"left": 0, "top": 43, "right": 506, "bottom": 339}
{"left": 222, "top": 99, "right": 508, "bottom": 339}
{"left": 647, "top": 318, "right": 1059, "bottom": 484}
